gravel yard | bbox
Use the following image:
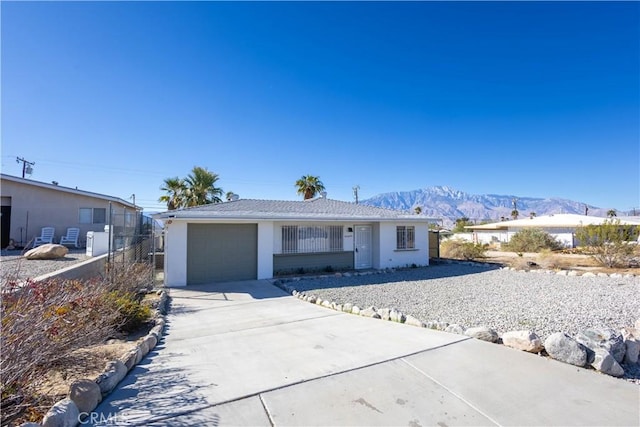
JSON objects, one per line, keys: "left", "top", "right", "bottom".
{"left": 291, "top": 264, "right": 640, "bottom": 342}
{"left": 0, "top": 249, "right": 90, "bottom": 282}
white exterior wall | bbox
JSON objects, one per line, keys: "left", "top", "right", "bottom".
{"left": 164, "top": 220, "right": 188, "bottom": 287}
{"left": 257, "top": 222, "right": 274, "bottom": 279}
{"left": 343, "top": 225, "right": 354, "bottom": 251}
{"left": 473, "top": 231, "right": 508, "bottom": 245}
{"left": 378, "top": 222, "right": 429, "bottom": 269}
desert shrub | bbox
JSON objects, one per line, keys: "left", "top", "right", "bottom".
{"left": 440, "top": 239, "right": 487, "bottom": 260}
{"left": 575, "top": 219, "right": 639, "bottom": 268}
{"left": 103, "top": 291, "right": 153, "bottom": 333}
{"left": 503, "top": 228, "right": 563, "bottom": 253}
{"left": 1, "top": 262, "right": 153, "bottom": 425}
{"left": 537, "top": 249, "right": 563, "bottom": 270}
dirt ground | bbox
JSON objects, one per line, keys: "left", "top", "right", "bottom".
{"left": 482, "top": 250, "right": 640, "bottom": 275}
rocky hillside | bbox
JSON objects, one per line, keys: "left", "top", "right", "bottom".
{"left": 361, "top": 186, "right": 615, "bottom": 228}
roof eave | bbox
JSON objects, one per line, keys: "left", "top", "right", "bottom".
{"left": 156, "top": 214, "right": 435, "bottom": 222}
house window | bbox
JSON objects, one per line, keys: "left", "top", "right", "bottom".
{"left": 397, "top": 226, "right": 415, "bottom": 250}
{"left": 281, "top": 225, "right": 343, "bottom": 254}
{"left": 79, "top": 208, "right": 107, "bottom": 224}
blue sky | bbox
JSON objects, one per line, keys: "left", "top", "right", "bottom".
{"left": 2, "top": 1, "right": 638, "bottom": 212}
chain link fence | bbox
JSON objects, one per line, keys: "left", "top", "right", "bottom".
{"left": 107, "top": 208, "right": 163, "bottom": 285}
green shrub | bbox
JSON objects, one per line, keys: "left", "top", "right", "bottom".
{"left": 103, "top": 291, "right": 153, "bottom": 333}
{"left": 503, "top": 228, "right": 563, "bottom": 253}
{"left": 575, "top": 219, "right": 639, "bottom": 267}
{"left": 440, "top": 239, "right": 487, "bottom": 260}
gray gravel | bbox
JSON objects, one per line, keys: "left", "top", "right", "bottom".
{"left": 0, "top": 249, "right": 90, "bottom": 282}
{"left": 291, "top": 264, "right": 640, "bottom": 342}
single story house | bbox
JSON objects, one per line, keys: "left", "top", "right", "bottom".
{"left": 465, "top": 213, "right": 640, "bottom": 247}
{"left": 154, "top": 196, "right": 434, "bottom": 286}
{"left": 0, "top": 173, "right": 139, "bottom": 249}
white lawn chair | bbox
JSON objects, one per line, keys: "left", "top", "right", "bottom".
{"left": 59, "top": 227, "right": 80, "bottom": 248}
{"left": 33, "top": 227, "right": 55, "bottom": 247}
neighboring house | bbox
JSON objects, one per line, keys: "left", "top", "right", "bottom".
{"left": 465, "top": 213, "right": 640, "bottom": 248}
{"left": 0, "top": 173, "right": 139, "bottom": 249}
{"left": 154, "top": 196, "right": 434, "bottom": 286}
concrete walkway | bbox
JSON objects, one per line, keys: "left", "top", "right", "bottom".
{"left": 90, "top": 280, "right": 639, "bottom": 426}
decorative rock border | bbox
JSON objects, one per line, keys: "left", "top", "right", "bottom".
{"left": 272, "top": 266, "right": 640, "bottom": 382}
{"left": 22, "top": 290, "right": 170, "bottom": 427}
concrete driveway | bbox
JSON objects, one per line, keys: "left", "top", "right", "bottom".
{"left": 90, "top": 280, "right": 639, "bottom": 426}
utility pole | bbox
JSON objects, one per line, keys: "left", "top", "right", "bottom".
{"left": 16, "top": 157, "right": 35, "bottom": 178}
{"left": 584, "top": 204, "right": 589, "bottom": 216}
{"left": 353, "top": 185, "right": 360, "bottom": 204}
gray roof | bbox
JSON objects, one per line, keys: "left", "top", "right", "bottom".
{"left": 1, "top": 173, "right": 138, "bottom": 209}
{"left": 155, "top": 197, "right": 434, "bottom": 222}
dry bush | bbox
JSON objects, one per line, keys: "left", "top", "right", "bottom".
{"left": 1, "top": 262, "right": 153, "bottom": 425}
{"left": 537, "top": 249, "right": 564, "bottom": 270}
{"left": 509, "top": 256, "right": 533, "bottom": 270}
{"left": 440, "top": 239, "right": 487, "bottom": 260}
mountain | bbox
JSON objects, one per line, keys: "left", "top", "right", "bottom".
{"left": 361, "top": 186, "right": 614, "bottom": 228}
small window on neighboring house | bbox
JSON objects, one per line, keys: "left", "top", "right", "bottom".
{"left": 396, "top": 226, "right": 415, "bottom": 250}
{"left": 79, "top": 208, "right": 107, "bottom": 224}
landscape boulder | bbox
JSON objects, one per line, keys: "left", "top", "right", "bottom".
{"left": 404, "top": 315, "right": 426, "bottom": 328}
{"left": 69, "top": 379, "right": 102, "bottom": 414}
{"left": 544, "top": 333, "right": 588, "bottom": 367}
{"left": 620, "top": 327, "right": 640, "bottom": 365}
{"left": 24, "top": 244, "right": 68, "bottom": 260}
{"left": 42, "top": 398, "right": 79, "bottom": 427}
{"left": 465, "top": 326, "right": 499, "bottom": 343}
{"left": 501, "top": 330, "right": 544, "bottom": 353}
{"left": 95, "top": 361, "right": 127, "bottom": 396}
{"left": 591, "top": 348, "right": 625, "bottom": 377}
{"left": 575, "top": 328, "right": 625, "bottom": 364}
{"left": 390, "top": 308, "right": 405, "bottom": 323}
{"left": 444, "top": 324, "right": 465, "bottom": 335}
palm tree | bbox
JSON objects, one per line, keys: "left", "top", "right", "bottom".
{"left": 607, "top": 209, "right": 617, "bottom": 218}
{"left": 183, "top": 166, "right": 223, "bottom": 207}
{"left": 295, "top": 175, "right": 325, "bottom": 200}
{"left": 159, "top": 177, "right": 186, "bottom": 210}
{"left": 511, "top": 209, "right": 519, "bottom": 220}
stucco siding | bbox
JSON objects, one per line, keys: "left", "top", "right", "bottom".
{"left": 257, "top": 222, "right": 274, "bottom": 279}
{"left": 1, "top": 179, "right": 134, "bottom": 248}
{"left": 273, "top": 251, "right": 354, "bottom": 274}
{"left": 164, "top": 221, "right": 188, "bottom": 286}
{"left": 378, "top": 222, "right": 429, "bottom": 269}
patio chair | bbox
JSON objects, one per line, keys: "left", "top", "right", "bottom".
{"left": 59, "top": 227, "right": 80, "bottom": 248}
{"left": 33, "top": 227, "right": 55, "bottom": 247}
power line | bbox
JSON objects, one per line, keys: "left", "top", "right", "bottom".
{"left": 16, "top": 157, "right": 35, "bottom": 178}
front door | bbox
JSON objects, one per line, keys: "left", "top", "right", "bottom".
{"left": 354, "top": 225, "right": 372, "bottom": 269}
